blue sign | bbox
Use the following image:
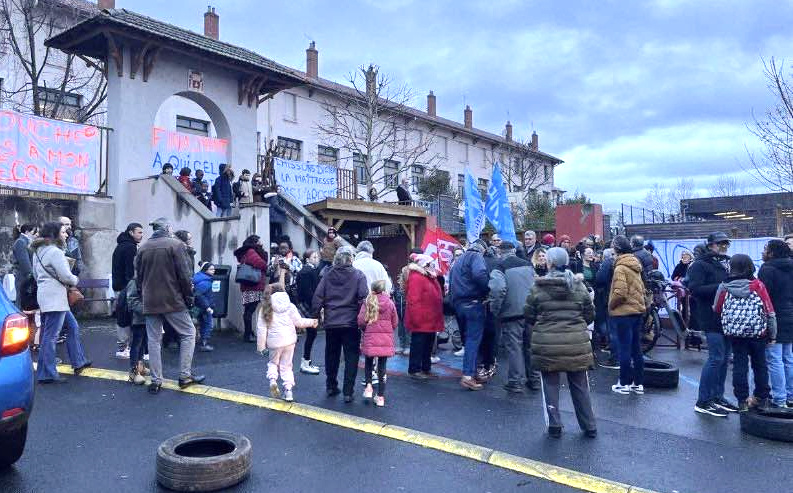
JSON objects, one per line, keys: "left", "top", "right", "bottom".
{"left": 485, "top": 163, "right": 517, "bottom": 243}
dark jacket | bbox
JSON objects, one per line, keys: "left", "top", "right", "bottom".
{"left": 192, "top": 271, "right": 214, "bottom": 311}
{"left": 671, "top": 261, "right": 689, "bottom": 281}
{"left": 311, "top": 264, "right": 368, "bottom": 329}
{"left": 211, "top": 164, "right": 233, "bottom": 210}
{"left": 517, "top": 243, "right": 542, "bottom": 261}
{"left": 135, "top": 231, "right": 194, "bottom": 315}
{"left": 489, "top": 252, "right": 535, "bottom": 321}
{"left": 65, "top": 235, "right": 83, "bottom": 276}
{"left": 594, "top": 256, "right": 615, "bottom": 325}
{"left": 296, "top": 263, "right": 321, "bottom": 307}
{"left": 758, "top": 257, "right": 793, "bottom": 343}
{"left": 449, "top": 249, "right": 489, "bottom": 305}
{"left": 266, "top": 194, "right": 286, "bottom": 224}
{"left": 111, "top": 232, "right": 138, "bottom": 292}
{"left": 396, "top": 184, "right": 412, "bottom": 204}
{"left": 125, "top": 279, "right": 146, "bottom": 327}
{"left": 524, "top": 271, "right": 595, "bottom": 372}
{"left": 686, "top": 251, "right": 730, "bottom": 332}
{"left": 633, "top": 247, "right": 654, "bottom": 278}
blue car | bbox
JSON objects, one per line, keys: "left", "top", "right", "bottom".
{"left": 0, "top": 286, "right": 34, "bottom": 468}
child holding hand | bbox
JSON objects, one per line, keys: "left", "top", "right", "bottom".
{"left": 357, "top": 280, "right": 398, "bottom": 407}
{"left": 257, "top": 284, "right": 317, "bottom": 402}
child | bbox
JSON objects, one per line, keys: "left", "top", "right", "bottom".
{"left": 714, "top": 254, "right": 776, "bottom": 412}
{"left": 257, "top": 284, "right": 317, "bottom": 402}
{"left": 193, "top": 262, "right": 215, "bottom": 352}
{"left": 177, "top": 167, "right": 192, "bottom": 190}
{"left": 357, "top": 280, "right": 398, "bottom": 407}
{"left": 125, "top": 277, "right": 149, "bottom": 385}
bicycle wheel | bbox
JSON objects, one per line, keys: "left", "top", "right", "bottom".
{"left": 641, "top": 308, "right": 662, "bottom": 354}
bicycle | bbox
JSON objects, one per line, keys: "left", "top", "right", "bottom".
{"left": 641, "top": 271, "right": 704, "bottom": 353}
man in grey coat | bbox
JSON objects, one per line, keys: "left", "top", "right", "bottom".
{"left": 489, "top": 241, "right": 540, "bottom": 392}
{"left": 135, "top": 217, "right": 205, "bottom": 394}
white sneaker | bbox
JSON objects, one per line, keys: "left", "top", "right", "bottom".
{"left": 300, "top": 358, "right": 320, "bottom": 375}
{"left": 115, "top": 348, "right": 130, "bottom": 360}
{"left": 611, "top": 383, "right": 631, "bottom": 395}
{"left": 430, "top": 356, "right": 441, "bottom": 364}
{"left": 630, "top": 384, "right": 645, "bottom": 395}
{"left": 283, "top": 389, "right": 294, "bottom": 402}
{"left": 143, "top": 354, "right": 149, "bottom": 362}
{"left": 453, "top": 347, "right": 465, "bottom": 357}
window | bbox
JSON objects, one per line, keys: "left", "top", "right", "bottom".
{"left": 353, "top": 152, "right": 368, "bottom": 183}
{"left": 282, "top": 93, "right": 297, "bottom": 121}
{"left": 544, "top": 164, "right": 550, "bottom": 181}
{"left": 411, "top": 165, "right": 425, "bottom": 192}
{"left": 458, "top": 141, "right": 469, "bottom": 163}
{"left": 176, "top": 115, "right": 210, "bottom": 136}
{"left": 481, "top": 148, "right": 489, "bottom": 169}
{"left": 438, "top": 136, "right": 448, "bottom": 158}
{"left": 457, "top": 174, "right": 464, "bottom": 198}
{"left": 478, "top": 178, "right": 489, "bottom": 199}
{"left": 276, "top": 136, "right": 302, "bottom": 160}
{"left": 39, "top": 87, "right": 81, "bottom": 108}
{"left": 384, "top": 159, "right": 400, "bottom": 188}
{"left": 317, "top": 145, "right": 338, "bottom": 166}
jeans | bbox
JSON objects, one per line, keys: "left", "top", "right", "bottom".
{"left": 129, "top": 324, "right": 148, "bottom": 370}
{"left": 502, "top": 319, "right": 527, "bottom": 386}
{"left": 198, "top": 311, "right": 213, "bottom": 343}
{"left": 215, "top": 207, "right": 232, "bottom": 218}
{"left": 731, "top": 338, "right": 770, "bottom": 403}
{"left": 408, "top": 332, "right": 434, "bottom": 373}
{"left": 37, "top": 311, "right": 89, "bottom": 381}
{"left": 146, "top": 311, "right": 196, "bottom": 384}
{"left": 697, "top": 332, "right": 732, "bottom": 405}
{"left": 325, "top": 326, "right": 361, "bottom": 397}
{"left": 766, "top": 342, "right": 793, "bottom": 406}
{"left": 365, "top": 356, "right": 388, "bottom": 396}
{"left": 612, "top": 314, "right": 644, "bottom": 386}
{"left": 456, "top": 301, "right": 486, "bottom": 377}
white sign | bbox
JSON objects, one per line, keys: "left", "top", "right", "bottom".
{"left": 273, "top": 157, "right": 337, "bottom": 205}
{"left": 652, "top": 237, "right": 775, "bottom": 278}
{"left": 150, "top": 127, "right": 228, "bottom": 184}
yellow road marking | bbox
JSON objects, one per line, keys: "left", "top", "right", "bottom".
{"left": 54, "top": 364, "right": 662, "bottom": 493}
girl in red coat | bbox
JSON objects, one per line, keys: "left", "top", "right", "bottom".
{"left": 357, "top": 280, "right": 397, "bottom": 407}
{"left": 405, "top": 254, "right": 443, "bottom": 379}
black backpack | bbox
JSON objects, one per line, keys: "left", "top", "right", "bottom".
{"left": 115, "top": 288, "right": 132, "bottom": 328}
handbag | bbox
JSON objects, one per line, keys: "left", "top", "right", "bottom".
{"left": 235, "top": 263, "right": 261, "bottom": 285}
{"left": 35, "top": 249, "right": 83, "bottom": 307}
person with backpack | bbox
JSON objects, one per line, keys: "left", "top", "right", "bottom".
{"left": 193, "top": 262, "right": 216, "bottom": 352}
{"left": 714, "top": 254, "right": 774, "bottom": 412}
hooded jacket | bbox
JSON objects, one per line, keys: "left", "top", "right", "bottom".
{"left": 758, "top": 257, "right": 793, "bottom": 343}
{"left": 713, "top": 278, "right": 777, "bottom": 340}
{"left": 257, "top": 291, "right": 315, "bottom": 351}
{"left": 609, "top": 254, "right": 646, "bottom": 316}
{"left": 31, "top": 239, "right": 79, "bottom": 313}
{"left": 296, "top": 262, "right": 321, "bottom": 307}
{"left": 135, "top": 230, "right": 194, "bottom": 315}
{"left": 489, "top": 252, "right": 535, "bottom": 321}
{"left": 353, "top": 251, "right": 393, "bottom": 294}
{"left": 112, "top": 231, "right": 138, "bottom": 291}
{"left": 633, "top": 247, "right": 655, "bottom": 277}
{"left": 211, "top": 164, "right": 233, "bottom": 209}
{"left": 312, "top": 264, "right": 368, "bottom": 329}
{"left": 449, "top": 249, "right": 489, "bottom": 305}
{"left": 357, "top": 292, "right": 398, "bottom": 357}
{"left": 687, "top": 250, "right": 730, "bottom": 332}
{"left": 192, "top": 271, "right": 214, "bottom": 311}
{"left": 404, "top": 264, "right": 443, "bottom": 333}
{"left": 524, "top": 271, "right": 595, "bottom": 372}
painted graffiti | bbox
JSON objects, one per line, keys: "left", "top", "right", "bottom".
{"left": 150, "top": 127, "right": 228, "bottom": 183}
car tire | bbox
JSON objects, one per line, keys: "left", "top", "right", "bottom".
{"left": 0, "top": 423, "right": 27, "bottom": 469}
{"left": 740, "top": 408, "right": 793, "bottom": 442}
{"left": 642, "top": 359, "right": 679, "bottom": 388}
{"left": 156, "top": 431, "right": 252, "bottom": 492}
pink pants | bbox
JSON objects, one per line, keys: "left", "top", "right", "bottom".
{"left": 267, "top": 344, "right": 295, "bottom": 390}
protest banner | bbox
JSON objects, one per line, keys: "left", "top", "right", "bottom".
{"left": 273, "top": 157, "right": 338, "bottom": 205}
{"left": 0, "top": 109, "right": 100, "bottom": 194}
{"left": 421, "top": 226, "right": 462, "bottom": 275}
{"left": 150, "top": 127, "right": 228, "bottom": 184}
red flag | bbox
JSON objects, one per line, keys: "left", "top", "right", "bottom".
{"left": 421, "top": 227, "right": 461, "bottom": 275}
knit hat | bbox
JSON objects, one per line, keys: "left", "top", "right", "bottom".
{"left": 541, "top": 233, "right": 555, "bottom": 246}
{"left": 198, "top": 261, "right": 214, "bottom": 273}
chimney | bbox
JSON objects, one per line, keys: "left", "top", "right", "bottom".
{"left": 427, "top": 91, "right": 436, "bottom": 117}
{"left": 365, "top": 65, "right": 377, "bottom": 97}
{"left": 464, "top": 105, "right": 472, "bottom": 129}
{"left": 98, "top": 0, "right": 115, "bottom": 8}
{"left": 531, "top": 131, "right": 538, "bottom": 151}
{"left": 306, "top": 41, "right": 318, "bottom": 79}
{"left": 204, "top": 6, "right": 219, "bottom": 40}
{"left": 505, "top": 121, "right": 512, "bottom": 142}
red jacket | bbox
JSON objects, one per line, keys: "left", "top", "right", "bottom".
{"left": 357, "top": 292, "right": 397, "bottom": 357}
{"left": 177, "top": 175, "right": 192, "bottom": 191}
{"left": 404, "top": 265, "right": 443, "bottom": 333}
{"left": 237, "top": 248, "right": 268, "bottom": 292}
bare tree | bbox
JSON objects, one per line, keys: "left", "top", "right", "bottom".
{"left": 642, "top": 178, "right": 697, "bottom": 216}
{"left": 745, "top": 57, "right": 793, "bottom": 192}
{"left": 708, "top": 175, "right": 748, "bottom": 197}
{"left": 315, "top": 65, "right": 438, "bottom": 200}
{"left": 499, "top": 136, "right": 554, "bottom": 202}
{"left": 0, "top": 0, "right": 106, "bottom": 124}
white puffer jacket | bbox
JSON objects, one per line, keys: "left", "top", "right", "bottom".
{"left": 257, "top": 291, "right": 315, "bottom": 351}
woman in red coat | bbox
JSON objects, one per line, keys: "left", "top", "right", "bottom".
{"left": 234, "top": 235, "right": 268, "bottom": 343}
{"left": 405, "top": 254, "right": 443, "bottom": 379}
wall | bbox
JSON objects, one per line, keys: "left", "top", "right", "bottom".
{"left": 555, "top": 203, "right": 604, "bottom": 243}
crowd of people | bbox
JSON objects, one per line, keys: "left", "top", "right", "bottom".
{"left": 8, "top": 208, "right": 793, "bottom": 437}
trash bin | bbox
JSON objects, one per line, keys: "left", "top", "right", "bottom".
{"left": 211, "top": 264, "right": 231, "bottom": 319}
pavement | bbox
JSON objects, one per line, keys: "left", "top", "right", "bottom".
{"left": 3, "top": 318, "right": 793, "bottom": 493}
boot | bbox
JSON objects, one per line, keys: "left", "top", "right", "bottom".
{"left": 137, "top": 360, "right": 150, "bottom": 377}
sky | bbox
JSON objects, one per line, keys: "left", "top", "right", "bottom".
{"left": 117, "top": 0, "right": 793, "bottom": 211}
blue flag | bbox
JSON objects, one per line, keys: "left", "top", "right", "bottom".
{"left": 485, "top": 163, "right": 517, "bottom": 243}
{"left": 463, "top": 168, "right": 485, "bottom": 244}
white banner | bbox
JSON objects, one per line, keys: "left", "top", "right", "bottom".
{"left": 652, "top": 237, "right": 775, "bottom": 278}
{"left": 273, "top": 157, "right": 337, "bottom": 205}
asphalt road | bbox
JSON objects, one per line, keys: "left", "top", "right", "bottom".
{"left": 3, "top": 319, "right": 793, "bottom": 493}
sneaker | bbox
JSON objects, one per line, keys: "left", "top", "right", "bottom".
{"left": 611, "top": 383, "right": 631, "bottom": 395}
{"left": 269, "top": 381, "right": 281, "bottom": 398}
{"left": 584, "top": 429, "right": 597, "bottom": 438}
{"left": 453, "top": 347, "right": 465, "bottom": 357}
{"left": 738, "top": 401, "right": 750, "bottom": 413}
{"left": 143, "top": 354, "right": 149, "bottom": 362}
{"left": 343, "top": 394, "right": 354, "bottom": 403}
{"left": 374, "top": 395, "right": 385, "bottom": 407}
{"left": 599, "top": 358, "right": 619, "bottom": 369}
{"left": 460, "top": 376, "right": 483, "bottom": 391}
{"left": 363, "top": 384, "right": 374, "bottom": 401}
{"left": 198, "top": 343, "right": 214, "bottom": 352}
{"left": 694, "top": 402, "right": 728, "bottom": 417}
{"left": 300, "top": 359, "right": 320, "bottom": 375}
{"left": 629, "top": 384, "right": 645, "bottom": 395}
{"left": 283, "top": 389, "right": 294, "bottom": 402}
{"left": 430, "top": 356, "right": 441, "bottom": 364}
{"left": 73, "top": 361, "right": 92, "bottom": 376}
{"left": 115, "top": 348, "right": 130, "bottom": 360}
{"left": 787, "top": 401, "right": 793, "bottom": 408}
{"left": 713, "top": 398, "right": 739, "bottom": 413}
{"left": 178, "top": 374, "right": 206, "bottom": 389}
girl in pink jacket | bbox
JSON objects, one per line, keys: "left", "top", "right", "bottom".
{"left": 357, "top": 280, "right": 398, "bottom": 407}
{"left": 257, "top": 284, "right": 317, "bottom": 402}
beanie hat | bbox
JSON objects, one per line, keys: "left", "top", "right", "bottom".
{"left": 541, "top": 234, "right": 555, "bottom": 246}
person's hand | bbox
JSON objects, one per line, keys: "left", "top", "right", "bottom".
{"left": 312, "top": 319, "right": 319, "bottom": 328}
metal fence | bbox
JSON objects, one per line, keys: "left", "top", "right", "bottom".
{"left": 619, "top": 203, "right": 685, "bottom": 226}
